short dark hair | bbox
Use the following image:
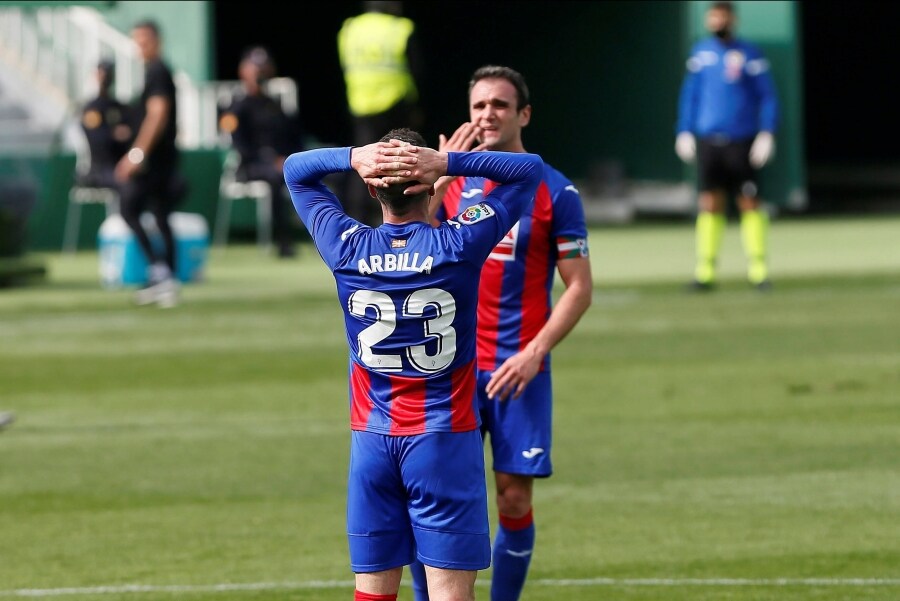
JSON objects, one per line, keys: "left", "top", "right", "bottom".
{"left": 469, "top": 65, "right": 530, "bottom": 112}
{"left": 373, "top": 127, "right": 428, "bottom": 214}
{"left": 97, "top": 59, "right": 115, "bottom": 88}
{"left": 132, "top": 18, "right": 160, "bottom": 37}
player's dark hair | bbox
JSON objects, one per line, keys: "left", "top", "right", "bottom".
{"left": 97, "top": 59, "right": 115, "bottom": 89}
{"left": 374, "top": 127, "right": 427, "bottom": 214}
{"left": 469, "top": 65, "right": 531, "bottom": 112}
{"left": 132, "top": 18, "right": 160, "bottom": 38}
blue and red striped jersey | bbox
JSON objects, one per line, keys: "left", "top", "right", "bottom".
{"left": 284, "top": 147, "right": 542, "bottom": 435}
{"left": 436, "top": 161, "right": 589, "bottom": 372}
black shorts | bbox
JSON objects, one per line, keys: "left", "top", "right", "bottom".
{"left": 697, "top": 137, "right": 758, "bottom": 198}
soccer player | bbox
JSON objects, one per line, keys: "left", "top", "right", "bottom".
{"left": 410, "top": 65, "right": 593, "bottom": 601}
{"left": 283, "top": 128, "right": 542, "bottom": 601}
{"left": 675, "top": 0, "right": 780, "bottom": 291}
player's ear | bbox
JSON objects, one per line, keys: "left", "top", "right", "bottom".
{"left": 518, "top": 105, "right": 532, "bottom": 128}
{"left": 367, "top": 184, "right": 379, "bottom": 198}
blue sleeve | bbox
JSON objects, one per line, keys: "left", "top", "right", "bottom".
{"left": 283, "top": 146, "right": 352, "bottom": 224}
{"left": 442, "top": 151, "right": 542, "bottom": 263}
{"left": 283, "top": 147, "right": 357, "bottom": 270}
{"left": 447, "top": 150, "right": 542, "bottom": 229}
{"left": 552, "top": 181, "right": 589, "bottom": 242}
{"left": 675, "top": 46, "right": 701, "bottom": 134}
{"left": 750, "top": 55, "right": 779, "bottom": 133}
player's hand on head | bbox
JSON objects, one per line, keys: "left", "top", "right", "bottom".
{"left": 352, "top": 142, "right": 418, "bottom": 185}
{"left": 399, "top": 146, "right": 448, "bottom": 189}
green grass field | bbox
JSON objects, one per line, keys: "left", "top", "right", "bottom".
{"left": 2, "top": 215, "right": 899, "bottom": 600}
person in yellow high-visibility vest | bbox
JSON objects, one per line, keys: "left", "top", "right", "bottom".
{"left": 338, "top": 0, "right": 424, "bottom": 226}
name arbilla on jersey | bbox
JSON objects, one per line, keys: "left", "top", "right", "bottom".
{"left": 358, "top": 253, "right": 434, "bottom": 275}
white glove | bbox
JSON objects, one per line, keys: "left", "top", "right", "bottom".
{"left": 749, "top": 131, "right": 775, "bottom": 168}
{"left": 675, "top": 132, "right": 696, "bottom": 163}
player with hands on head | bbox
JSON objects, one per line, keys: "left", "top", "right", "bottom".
{"left": 283, "top": 127, "right": 543, "bottom": 601}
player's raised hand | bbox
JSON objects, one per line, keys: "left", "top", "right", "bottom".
{"left": 439, "top": 122, "right": 486, "bottom": 153}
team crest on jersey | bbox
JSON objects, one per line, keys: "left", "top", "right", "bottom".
{"left": 724, "top": 50, "right": 745, "bottom": 82}
{"left": 457, "top": 203, "right": 495, "bottom": 225}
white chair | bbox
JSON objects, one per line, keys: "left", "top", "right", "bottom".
{"left": 62, "top": 132, "right": 121, "bottom": 254}
{"left": 213, "top": 148, "right": 272, "bottom": 251}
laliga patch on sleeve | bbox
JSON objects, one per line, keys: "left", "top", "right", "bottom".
{"left": 457, "top": 203, "right": 496, "bottom": 226}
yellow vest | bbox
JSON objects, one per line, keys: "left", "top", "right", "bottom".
{"left": 338, "top": 12, "right": 418, "bottom": 117}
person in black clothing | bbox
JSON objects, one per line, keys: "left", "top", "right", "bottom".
{"left": 115, "top": 19, "right": 188, "bottom": 308}
{"left": 218, "top": 46, "right": 304, "bottom": 258}
{"left": 78, "top": 59, "right": 133, "bottom": 188}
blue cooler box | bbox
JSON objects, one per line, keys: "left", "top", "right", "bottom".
{"left": 98, "top": 212, "right": 209, "bottom": 288}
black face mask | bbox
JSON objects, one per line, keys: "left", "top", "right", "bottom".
{"left": 714, "top": 27, "right": 731, "bottom": 39}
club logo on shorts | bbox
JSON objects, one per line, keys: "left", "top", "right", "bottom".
{"left": 457, "top": 203, "right": 496, "bottom": 226}
{"left": 522, "top": 447, "right": 545, "bottom": 459}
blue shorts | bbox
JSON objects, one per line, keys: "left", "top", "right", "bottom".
{"left": 478, "top": 369, "right": 553, "bottom": 477}
{"left": 347, "top": 430, "right": 491, "bottom": 573}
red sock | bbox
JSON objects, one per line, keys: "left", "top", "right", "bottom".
{"left": 499, "top": 507, "right": 534, "bottom": 531}
{"left": 354, "top": 591, "right": 397, "bottom": 601}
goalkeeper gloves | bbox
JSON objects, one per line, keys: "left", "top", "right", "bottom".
{"left": 675, "top": 132, "right": 696, "bottom": 163}
{"left": 749, "top": 131, "right": 775, "bottom": 168}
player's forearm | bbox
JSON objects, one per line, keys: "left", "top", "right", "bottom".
{"left": 449, "top": 151, "right": 541, "bottom": 187}
{"left": 284, "top": 147, "right": 352, "bottom": 186}
{"left": 132, "top": 98, "right": 168, "bottom": 157}
{"left": 524, "top": 275, "right": 593, "bottom": 359}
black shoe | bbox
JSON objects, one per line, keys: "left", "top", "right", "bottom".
{"left": 278, "top": 243, "right": 296, "bottom": 258}
{"left": 686, "top": 279, "right": 715, "bottom": 292}
{"left": 753, "top": 279, "right": 773, "bottom": 292}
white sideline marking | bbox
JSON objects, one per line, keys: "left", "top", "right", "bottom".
{"left": 2, "top": 578, "right": 900, "bottom": 596}
{"left": 539, "top": 578, "right": 900, "bottom": 586}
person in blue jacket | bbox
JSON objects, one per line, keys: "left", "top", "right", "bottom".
{"left": 675, "top": 0, "right": 779, "bottom": 291}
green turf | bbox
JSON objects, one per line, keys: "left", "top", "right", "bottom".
{"left": 1, "top": 215, "right": 899, "bottom": 600}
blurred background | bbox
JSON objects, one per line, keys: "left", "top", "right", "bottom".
{"left": 0, "top": 0, "right": 898, "bottom": 260}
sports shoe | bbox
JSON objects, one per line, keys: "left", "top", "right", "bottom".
{"left": 753, "top": 279, "right": 773, "bottom": 293}
{"left": 278, "top": 242, "right": 297, "bottom": 259}
{"left": 0, "top": 411, "right": 15, "bottom": 431}
{"left": 134, "top": 277, "right": 180, "bottom": 308}
{"left": 686, "top": 279, "right": 715, "bottom": 293}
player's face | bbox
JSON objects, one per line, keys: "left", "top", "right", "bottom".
{"left": 468, "top": 78, "right": 530, "bottom": 151}
{"left": 706, "top": 8, "right": 734, "bottom": 35}
{"left": 131, "top": 26, "right": 159, "bottom": 62}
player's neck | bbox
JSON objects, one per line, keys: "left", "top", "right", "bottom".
{"left": 382, "top": 207, "right": 429, "bottom": 225}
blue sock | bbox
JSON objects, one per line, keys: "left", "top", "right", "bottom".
{"left": 409, "top": 559, "right": 430, "bottom": 601}
{"left": 491, "top": 510, "right": 535, "bottom": 601}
